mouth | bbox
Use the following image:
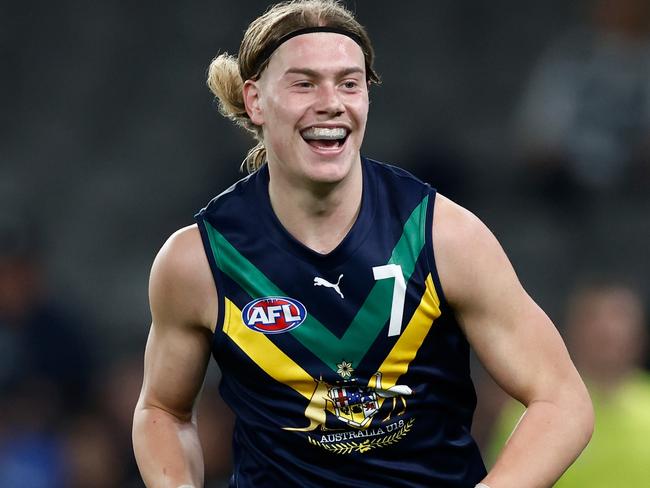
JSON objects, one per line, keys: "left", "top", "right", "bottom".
{"left": 300, "top": 126, "right": 350, "bottom": 151}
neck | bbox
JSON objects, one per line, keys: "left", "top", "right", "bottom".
{"left": 267, "top": 160, "right": 363, "bottom": 254}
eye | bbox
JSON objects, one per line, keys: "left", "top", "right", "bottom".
{"left": 342, "top": 80, "right": 358, "bottom": 90}
{"left": 293, "top": 80, "right": 314, "bottom": 89}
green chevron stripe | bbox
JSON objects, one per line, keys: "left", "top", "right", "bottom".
{"left": 204, "top": 194, "right": 429, "bottom": 371}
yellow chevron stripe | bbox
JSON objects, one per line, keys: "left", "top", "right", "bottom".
{"left": 373, "top": 274, "right": 441, "bottom": 388}
{"left": 223, "top": 275, "right": 440, "bottom": 397}
{"left": 223, "top": 298, "right": 314, "bottom": 400}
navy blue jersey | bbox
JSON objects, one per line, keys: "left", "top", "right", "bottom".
{"left": 195, "top": 157, "right": 486, "bottom": 487}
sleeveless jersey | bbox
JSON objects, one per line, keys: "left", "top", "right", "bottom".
{"left": 195, "top": 157, "right": 487, "bottom": 488}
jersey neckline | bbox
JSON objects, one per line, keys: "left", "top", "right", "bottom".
{"left": 256, "top": 156, "right": 378, "bottom": 268}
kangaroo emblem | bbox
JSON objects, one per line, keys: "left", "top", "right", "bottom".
{"left": 313, "top": 274, "right": 344, "bottom": 299}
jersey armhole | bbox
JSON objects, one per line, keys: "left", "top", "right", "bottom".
{"left": 424, "top": 188, "right": 450, "bottom": 309}
{"left": 195, "top": 212, "right": 228, "bottom": 351}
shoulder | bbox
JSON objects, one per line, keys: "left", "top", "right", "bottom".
{"left": 433, "top": 193, "right": 494, "bottom": 249}
{"left": 152, "top": 225, "right": 206, "bottom": 277}
{"left": 365, "top": 157, "right": 430, "bottom": 189}
{"left": 433, "top": 194, "right": 515, "bottom": 310}
{"left": 433, "top": 194, "right": 498, "bottom": 257}
{"left": 149, "top": 224, "right": 217, "bottom": 331}
{"left": 364, "top": 158, "right": 433, "bottom": 215}
{"left": 198, "top": 169, "right": 261, "bottom": 217}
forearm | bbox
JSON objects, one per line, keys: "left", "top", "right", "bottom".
{"left": 133, "top": 404, "right": 204, "bottom": 488}
{"left": 483, "top": 394, "right": 593, "bottom": 488}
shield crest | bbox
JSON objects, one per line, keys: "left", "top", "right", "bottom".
{"left": 328, "top": 383, "right": 379, "bottom": 428}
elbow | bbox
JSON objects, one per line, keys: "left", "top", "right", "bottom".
{"left": 547, "top": 378, "right": 594, "bottom": 453}
{"left": 578, "top": 389, "right": 595, "bottom": 449}
{"left": 568, "top": 383, "right": 594, "bottom": 452}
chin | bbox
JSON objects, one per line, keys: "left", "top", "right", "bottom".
{"left": 303, "top": 156, "right": 356, "bottom": 185}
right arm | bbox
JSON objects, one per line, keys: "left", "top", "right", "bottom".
{"left": 133, "top": 225, "right": 218, "bottom": 488}
{"left": 432, "top": 195, "right": 592, "bottom": 487}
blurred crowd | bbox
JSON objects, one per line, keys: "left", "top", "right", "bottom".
{"left": 476, "top": 279, "right": 650, "bottom": 486}
{"left": 2, "top": 0, "right": 650, "bottom": 486}
{"left": 0, "top": 217, "right": 233, "bottom": 486}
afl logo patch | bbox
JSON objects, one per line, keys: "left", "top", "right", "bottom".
{"left": 241, "top": 296, "right": 307, "bottom": 334}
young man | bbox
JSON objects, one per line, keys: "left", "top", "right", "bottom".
{"left": 132, "top": 1, "right": 594, "bottom": 487}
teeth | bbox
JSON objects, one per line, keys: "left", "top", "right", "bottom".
{"left": 301, "top": 127, "right": 348, "bottom": 140}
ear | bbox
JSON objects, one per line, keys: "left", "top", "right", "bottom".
{"left": 243, "top": 80, "right": 264, "bottom": 126}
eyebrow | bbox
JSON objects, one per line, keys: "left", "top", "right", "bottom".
{"left": 283, "top": 67, "right": 365, "bottom": 78}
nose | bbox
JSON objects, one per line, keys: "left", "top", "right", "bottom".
{"left": 316, "top": 83, "right": 344, "bottom": 116}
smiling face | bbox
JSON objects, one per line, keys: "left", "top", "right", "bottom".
{"left": 243, "top": 32, "right": 369, "bottom": 186}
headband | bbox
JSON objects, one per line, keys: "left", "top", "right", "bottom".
{"left": 253, "top": 26, "right": 366, "bottom": 76}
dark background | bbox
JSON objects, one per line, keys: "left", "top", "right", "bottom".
{"left": 2, "top": 1, "right": 649, "bottom": 486}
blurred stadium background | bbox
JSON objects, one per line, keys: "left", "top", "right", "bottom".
{"left": 2, "top": 0, "right": 649, "bottom": 486}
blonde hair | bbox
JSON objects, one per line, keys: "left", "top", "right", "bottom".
{"left": 206, "top": 0, "right": 380, "bottom": 173}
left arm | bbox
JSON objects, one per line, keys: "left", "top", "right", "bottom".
{"left": 433, "top": 194, "right": 593, "bottom": 488}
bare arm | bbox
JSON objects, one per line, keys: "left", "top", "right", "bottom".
{"left": 133, "top": 225, "right": 218, "bottom": 488}
{"left": 433, "top": 195, "right": 593, "bottom": 488}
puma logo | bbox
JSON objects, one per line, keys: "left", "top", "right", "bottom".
{"left": 313, "top": 274, "right": 344, "bottom": 299}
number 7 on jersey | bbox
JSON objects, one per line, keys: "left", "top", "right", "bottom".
{"left": 372, "top": 264, "right": 406, "bottom": 337}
